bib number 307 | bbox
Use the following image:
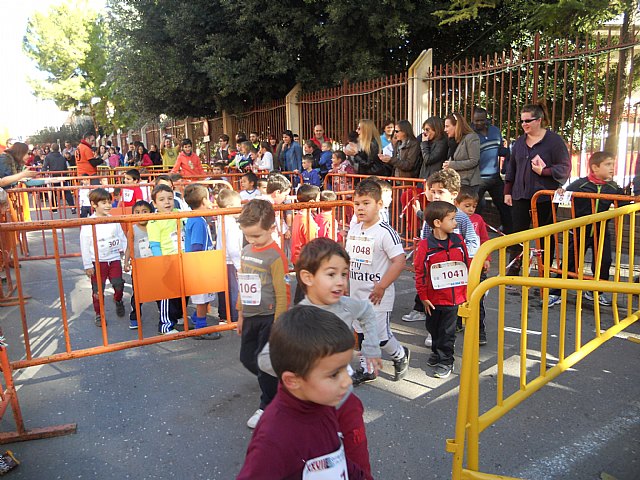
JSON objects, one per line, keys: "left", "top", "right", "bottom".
{"left": 430, "top": 261, "right": 468, "bottom": 290}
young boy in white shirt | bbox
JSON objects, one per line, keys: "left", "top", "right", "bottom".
{"left": 347, "top": 179, "right": 410, "bottom": 385}
{"left": 79, "top": 188, "right": 127, "bottom": 326}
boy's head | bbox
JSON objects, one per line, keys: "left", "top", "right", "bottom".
{"left": 296, "top": 238, "right": 350, "bottom": 301}
{"left": 100, "top": 177, "right": 109, "bottom": 186}
{"left": 211, "top": 164, "right": 224, "bottom": 175}
{"left": 354, "top": 179, "right": 383, "bottom": 225}
{"left": 151, "top": 184, "right": 174, "bottom": 213}
{"left": 181, "top": 138, "right": 192, "bottom": 154}
{"left": 426, "top": 168, "right": 461, "bottom": 204}
{"left": 124, "top": 168, "right": 141, "bottom": 184}
{"left": 89, "top": 188, "right": 111, "bottom": 208}
{"left": 296, "top": 184, "right": 320, "bottom": 203}
{"left": 241, "top": 172, "right": 258, "bottom": 191}
{"left": 455, "top": 186, "right": 479, "bottom": 217}
{"left": 184, "top": 183, "right": 212, "bottom": 210}
{"left": 375, "top": 179, "right": 393, "bottom": 208}
{"left": 132, "top": 200, "right": 152, "bottom": 225}
{"left": 321, "top": 141, "right": 332, "bottom": 152}
{"left": 257, "top": 178, "right": 268, "bottom": 195}
{"left": 80, "top": 176, "right": 91, "bottom": 186}
{"left": 154, "top": 174, "right": 173, "bottom": 188}
{"left": 238, "top": 199, "right": 276, "bottom": 248}
{"left": 301, "top": 155, "right": 314, "bottom": 171}
{"left": 266, "top": 173, "right": 291, "bottom": 203}
{"left": 347, "top": 130, "right": 359, "bottom": 143}
{"left": 425, "top": 200, "right": 458, "bottom": 232}
{"left": 269, "top": 305, "right": 354, "bottom": 406}
{"left": 216, "top": 188, "right": 241, "bottom": 209}
{"left": 589, "top": 151, "right": 615, "bottom": 181}
{"left": 320, "top": 190, "right": 337, "bottom": 203}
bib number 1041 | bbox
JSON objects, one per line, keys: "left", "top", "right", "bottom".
{"left": 430, "top": 261, "right": 468, "bottom": 290}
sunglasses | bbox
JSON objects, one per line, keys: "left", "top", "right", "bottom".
{"left": 394, "top": 129, "right": 399, "bottom": 133}
{"left": 520, "top": 118, "right": 539, "bottom": 124}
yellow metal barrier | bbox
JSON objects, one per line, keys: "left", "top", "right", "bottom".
{"left": 450, "top": 203, "right": 640, "bottom": 480}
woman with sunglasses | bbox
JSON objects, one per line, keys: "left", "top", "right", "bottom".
{"left": 504, "top": 101, "right": 570, "bottom": 275}
{"left": 379, "top": 120, "right": 420, "bottom": 178}
{"left": 442, "top": 113, "right": 481, "bottom": 191}
{"left": 418, "top": 116, "right": 448, "bottom": 180}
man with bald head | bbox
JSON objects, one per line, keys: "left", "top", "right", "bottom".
{"left": 310, "top": 124, "right": 331, "bottom": 149}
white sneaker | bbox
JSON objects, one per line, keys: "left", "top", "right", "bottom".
{"left": 402, "top": 310, "right": 427, "bottom": 322}
{"left": 424, "top": 333, "right": 432, "bottom": 347}
{"left": 162, "top": 329, "right": 179, "bottom": 335}
{"left": 247, "top": 408, "right": 264, "bottom": 429}
{"left": 175, "top": 318, "right": 184, "bottom": 326}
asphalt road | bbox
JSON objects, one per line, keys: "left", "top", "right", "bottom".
{"left": 0, "top": 249, "right": 639, "bottom": 479}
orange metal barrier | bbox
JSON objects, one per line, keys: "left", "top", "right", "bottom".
{"left": 0, "top": 199, "right": 352, "bottom": 371}
{"left": 324, "top": 173, "right": 426, "bottom": 250}
{"left": 530, "top": 190, "right": 638, "bottom": 280}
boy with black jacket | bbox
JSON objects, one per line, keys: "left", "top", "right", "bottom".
{"left": 548, "top": 152, "right": 627, "bottom": 307}
{"left": 414, "top": 201, "right": 471, "bottom": 378}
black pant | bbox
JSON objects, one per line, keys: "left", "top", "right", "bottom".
{"left": 425, "top": 306, "right": 458, "bottom": 366}
{"left": 477, "top": 175, "right": 512, "bottom": 234}
{"left": 550, "top": 224, "right": 612, "bottom": 296}
{"left": 509, "top": 199, "right": 555, "bottom": 271}
{"left": 239, "top": 314, "right": 278, "bottom": 409}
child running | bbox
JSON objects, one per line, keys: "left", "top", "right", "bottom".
{"left": 183, "top": 183, "right": 222, "bottom": 340}
{"left": 415, "top": 201, "right": 471, "bottom": 378}
{"left": 347, "top": 179, "right": 410, "bottom": 385}
{"left": 237, "top": 199, "right": 290, "bottom": 429}
{"left": 237, "top": 305, "right": 367, "bottom": 480}
{"left": 79, "top": 188, "right": 127, "bottom": 326}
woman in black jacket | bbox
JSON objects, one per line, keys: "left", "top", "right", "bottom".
{"left": 354, "top": 119, "right": 390, "bottom": 177}
{"left": 418, "top": 116, "right": 448, "bottom": 180}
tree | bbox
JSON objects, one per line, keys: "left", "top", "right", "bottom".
{"left": 23, "top": 0, "right": 133, "bottom": 136}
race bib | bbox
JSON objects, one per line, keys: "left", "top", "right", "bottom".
{"left": 122, "top": 189, "right": 134, "bottom": 203}
{"left": 430, "top": 261, "right": 468, "bottom": 290}
{"left": 97, "top": 234, "right": 121, "bottom": 259}
{"left": 138, "top": 238, "right": 153, "bottom": 258}
{"left": 238, "top": 273, "right": 262, "bottom": 306}
{"left": 347, "top": 235, "right": 374, "bottom": 265}
{"left": 302, "top": 441, "right": 348, "bottom": 480}
{"left": 169, "top": 231, "right": 185, "bottom": 253}
{"left": 553, "top": 190, "right": 572, "bottom": 207}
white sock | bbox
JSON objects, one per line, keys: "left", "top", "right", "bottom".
{"left": 382, "top": 336, "right": 405, "bottom": 361}
{"left": 359, "top": 353, "right": 371, "bottom": 373}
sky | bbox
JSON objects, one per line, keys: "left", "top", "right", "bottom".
{"left": 0, "top": 0, "right": 105, "bottom": 142}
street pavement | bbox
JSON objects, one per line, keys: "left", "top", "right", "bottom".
{"left": 0, "top": 237, "right": 639, "bottom": 479}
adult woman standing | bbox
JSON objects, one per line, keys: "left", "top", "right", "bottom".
{"left": 0, "top": 142, "right": 37, "bottom": 187}
{"left": 418, "top": 117, "right": 448, "bottom": 180}
{"left": 98, "top": 144, "right": 109, "bottom": 165}
{"left": 442, "top": 113, "right": 481, "bottom": 190}
{"left": 353, "top": 119, "right": 389, "bottom": 177}
{"left": 278, "top": 130, "right": 302, "bottom": 173}
{"left": 504, "top": 101, "right": 570, "bottom": 275}
{"left": 379, "top": 120, "right": 420, "bottom": 177}
{"left": 148, "top": 144, "right": 162, "bottom": 166}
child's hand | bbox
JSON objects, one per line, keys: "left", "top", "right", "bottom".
{"left": 412, "top": 200, "right": 421, "bottom": 216}
{"left": 283, "top": 230, "right": 292, "bottom": 240}
{"left": 123, "top": 258, "right": 131, "bottom": 273}
{"left": 422, "top": 299, "right": 435, "bottom": 315}
{"left": 85, "top": 268, "right": 95, "bottom": 278}
{"left": 369, "top": 281, "right": 386, "bottom": 305}
{"left": 483, "top": 260, "right": 490, "bottom": 273}
{"left": 236, "top": 313, "right": 243, "bottom": 336}
{"left": 367, "top": 357, "right": 383, "bottom": 375}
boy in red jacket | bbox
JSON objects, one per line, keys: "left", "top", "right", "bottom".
{"left": 414, "top": 201, "right": 471, "bottom": 379}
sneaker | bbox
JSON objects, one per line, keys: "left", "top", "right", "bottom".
{"left": 71, "top": 208, "right": 77, "bottom": 214}
{"left": 175, "top": 318, "right": 184, "bottom": 326}
{"left": 402, "top": 310, "right": 426, "bottom": 322}
{"left": 598, "top": 294, "right": 612, "bottom": 306}
{"left": 115, "top": 300, "right": 125, "bottom": 317}
{"left": 351, "top": 369, "right": 377, "bottom": 386}
{"left": 424, "top": 333, "right": 432, "bottom": 347}
{"left": 426, "top": 353, "right": 440, "bottom": 367}
{"left": 393, "top": 346, "right": 411, "bottom": 381}
{"left": 434, "top": 363, "right": 454, "bottom": 379}
{"left": 247, "top": 409, "right": 264, "bottom": 429}
{"left": 94, "top": 314, "right": 103, "bottom": 327}
{"left": 161, "top": 329, "right": 179, "bottom": 335}
{"left": 129, "top": 319, "right": 138, "bottom": 330}
{"left": 194, "top": 332, "right": 222, "bottom": 340}
{"left": 479, "top": 330, "right": 487, "bottom": 346}
{"left": 548, "top": 295, "right": 562, "bottom": 307}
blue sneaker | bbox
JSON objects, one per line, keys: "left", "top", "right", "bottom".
{"left": 548, "top": 295, "right": 562, "bottom": 307}
{"left": 129, "top": 319, "right": 138, "bottom": 330}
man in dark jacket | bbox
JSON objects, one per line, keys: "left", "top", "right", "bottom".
{"left": 43, "top": 143, "right": 75, "bottom": 213}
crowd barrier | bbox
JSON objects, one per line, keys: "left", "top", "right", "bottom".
{"left": 530, "top": 190, "right": 639, "bottom": 280}
{"left": 0, "top": 199, "right": 352, "bottom": 371}
{"left": 449, "top": 202, "right": 640, "bottom": 479}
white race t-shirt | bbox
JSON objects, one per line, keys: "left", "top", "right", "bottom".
{"left": 347, "top": 220, "right": 404, "bottom": 312}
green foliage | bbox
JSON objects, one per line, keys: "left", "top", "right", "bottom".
{"left": 23, "top": 0, "right": 134, "bottom": 135}
{"left": 27, "top": 118, "right": 95, "bottom": 145}
{"left": 434, "top": 0, "right": 497, "bottom": 25}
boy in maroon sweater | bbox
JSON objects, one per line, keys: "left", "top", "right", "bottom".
{"left": 414, "top": 201, "right": 471, "bottom": 379}
{"left": 237, "top": 305, "right": 366, "bottom": 480}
